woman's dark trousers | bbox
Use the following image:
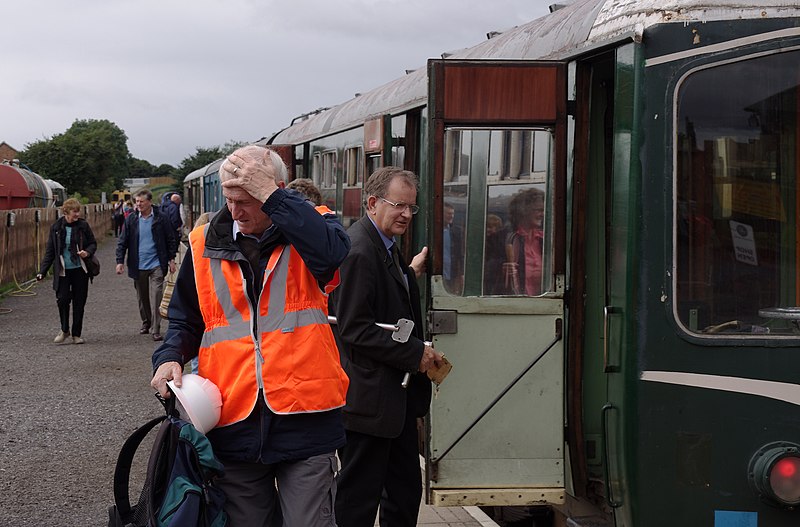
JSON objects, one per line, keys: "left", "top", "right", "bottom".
{"left": 56, "top": 268, "right": 89, "bottom": 337}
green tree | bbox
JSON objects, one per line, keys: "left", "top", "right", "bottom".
{"left": 154, "top": 163, "right": 179, "bottom": 179}
{"left": 176, "top": 141, "right": 248, "bottom": 183}
{"left": 129, "top": 157, "right": 155, "bottom": 180}
{"left": 21, "top": 119, "right": 131, "bottom": 201}
{"left": 178, "top": 146, "right": 225, "bottom": 178}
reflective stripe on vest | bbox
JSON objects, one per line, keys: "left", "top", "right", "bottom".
{"left": 189, "top": 224, "right": 348, "bottom": 426}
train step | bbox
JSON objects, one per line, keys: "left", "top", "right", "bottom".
{"left": 567, "top": 516, "right": 612, "bottom": 527}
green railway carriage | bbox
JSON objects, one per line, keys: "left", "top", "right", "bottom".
{"left": 264, "top": 1, "right": 800, "bottom": 525}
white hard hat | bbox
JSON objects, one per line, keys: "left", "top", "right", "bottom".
{"left": 167, "top": 374, "right": 222, "bottom": 434}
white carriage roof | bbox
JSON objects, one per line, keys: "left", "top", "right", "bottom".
{"left": 183, "top": 158, "right": 224, "bottom": 183}
{"left": 271, "top": 0, "right": 800, "bottom": 145}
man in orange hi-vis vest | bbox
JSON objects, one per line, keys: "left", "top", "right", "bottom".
{"left": 150, "top": 145, "right": 350, "bottom": 527}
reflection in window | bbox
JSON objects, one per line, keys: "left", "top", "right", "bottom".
{"left": 676, "top": 50, "right": 799, "bottom": 335}
{"left": 485, "top": 184, "right": 548, "bottom": 295}
{"left": 442, "top": 128, "right": 554, "bottom": 296}
{"left": 443, "top": 192, "right": 467, "bottom": 295}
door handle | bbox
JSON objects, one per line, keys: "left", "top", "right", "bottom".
{"left": 601, "top": 403, "right": 623, "bottom": 508}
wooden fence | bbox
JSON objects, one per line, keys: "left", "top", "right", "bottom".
{"left": 0, "top": 204, "right": 114, "bottom": 290}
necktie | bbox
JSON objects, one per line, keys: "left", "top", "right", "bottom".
{"left": 391, "top": 243, "right": 409, "bottom": 292}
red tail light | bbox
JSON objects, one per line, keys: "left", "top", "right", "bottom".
{"left": 749, "top": 442, "right": 800, "bottom": 508}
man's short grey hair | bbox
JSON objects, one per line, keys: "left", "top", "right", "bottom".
{"left": 134, "top": 189, "right": 152, "bottom": 201}
{"left": 363, "top": 166, "right": 418, "bottom": 206}
{"left": 221, "top": 145, "right": 287, "bottom": 183}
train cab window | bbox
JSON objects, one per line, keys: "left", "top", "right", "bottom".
{"left": 676, "top": 50, "right": 800, "bottom": 336}
{"left": 366, "top": 154, "right": 381, "bottom": 176}
{"left": 343, "top": 146, "right": 364, "bottom": 228}
{"left": 442, "top": 127, "right": 554, "bottom": 296}
{"left": 312, "top": 150, "right": 337, "bottom": 211}
{"left": 311, "top": 152, "right": 321, "bottom": 184}
{"left": 392, "top": 114, "right": 406, "bottom": 168}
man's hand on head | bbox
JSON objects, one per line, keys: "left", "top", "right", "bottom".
{"left": 221, "top": 153, "right": 279, "bottom": 203}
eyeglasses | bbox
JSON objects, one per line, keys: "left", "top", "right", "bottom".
{"left": 379, "top": 197, "right": 420, "bottom": 215}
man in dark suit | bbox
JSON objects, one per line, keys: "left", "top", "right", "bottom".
{"left": 331, "top": 166, "right": 443, "bottom": 527}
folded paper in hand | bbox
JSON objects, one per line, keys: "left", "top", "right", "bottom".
{"left": 427, "top": 355, "right": 452, "bottom": 386}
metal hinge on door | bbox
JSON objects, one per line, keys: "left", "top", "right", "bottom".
{"left": 428, "top": 310, "right": 457, "bottom": 335}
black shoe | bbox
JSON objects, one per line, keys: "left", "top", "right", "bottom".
{"left": 152, "top": 333, "right": 163, "bottom": 342}
{"left": 139, "top": 324, "right": 150, "bottom": 335}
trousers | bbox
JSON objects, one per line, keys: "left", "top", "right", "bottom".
{"left": 56, "top": 267, "right": 89, "bottom": 337}
{"left": 335, "top": 410, "right": 422, "bottom": 527}
{"left": 215, "top": 452, "right": 338, "bottom": 527}
{"left": 134, "top": 267, "right": 164, "bottom": 333}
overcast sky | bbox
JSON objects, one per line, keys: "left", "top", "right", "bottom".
{"left": 2, "top": 1, "right": 554, "bottom": 167}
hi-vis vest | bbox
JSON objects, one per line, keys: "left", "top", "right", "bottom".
{"left": 189, "top": 222, "right": 348, "bottom": 427}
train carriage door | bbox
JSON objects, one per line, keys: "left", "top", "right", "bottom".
{"left": 426, "top": 59, "right": 567, "bottom": 507}
{"left": 266, "top": 144, "right": 295, "bottom": 181}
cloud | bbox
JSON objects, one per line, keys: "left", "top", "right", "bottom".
{"left": 1, "top": 0, "right": 552, "bottom": 165}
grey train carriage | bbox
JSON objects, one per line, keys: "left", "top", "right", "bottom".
{"left": 262, "top": 1, "right": 800, "bottom": 525}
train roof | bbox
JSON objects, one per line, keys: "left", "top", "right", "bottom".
{"left": 271, "top": 0, "right": 800, "bottom": 145}
{"left": 183, "top": 158, "right": 224, "bottom": 184}
{"left": 43, "top": 178, "right": 65, "bottom": 190}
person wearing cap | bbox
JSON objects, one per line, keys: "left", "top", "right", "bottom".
{"left": 150, "top": 145, "right": 350, "bottom": 527}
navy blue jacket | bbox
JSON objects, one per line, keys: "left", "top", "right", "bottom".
{"left": 160, "top": 192, "right": 183, "bottom": 233}
{"left": 116, "top": 206, "right": 178, "bottom": 279}
{"left": 152, "top": 188, "right": 351, "bottom": 463}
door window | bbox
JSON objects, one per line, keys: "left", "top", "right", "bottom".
{"left": 442, "top": 127, "right": 555, "bottom": 296}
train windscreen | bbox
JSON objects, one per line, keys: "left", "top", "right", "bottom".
{"left": 676, "top": 49, "right": 800, "bottom": 335}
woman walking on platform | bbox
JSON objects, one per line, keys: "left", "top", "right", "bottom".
{"left": 37, "top": 198, "right": 98, "bottom": 344}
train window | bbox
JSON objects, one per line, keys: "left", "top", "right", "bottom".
{"left": 321, "top": 151, "right": 336, "bottom": 189}
{"left": 311, "top": 152, "right": 321, "bottom": 186}
{"left": 343, "top": 146, "right": 364, "bottom": 228}
{"left": 676, "top": 50, "right": 800, "bottom": 336}
{"left": 366, "top": 154, "right": 381, "bottom": 176}
{"left": 442, "top": 128, "right": 554, "bottom": 296}
{"left": 392, "top": 114, "right": 406, "bottom": 168}
{"left": 344, "top": 146, "right": 363, "bottom": 187}
{"left": 311, "top": 150, "right": 337, "bottom": 211}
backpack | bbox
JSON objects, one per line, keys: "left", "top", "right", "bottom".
{"left": 108, "top": 395, "right": 227, "bottom": 527}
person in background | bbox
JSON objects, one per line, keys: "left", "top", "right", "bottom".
{"left": 286, "top": 177, "right": 323, "bottom": 206}
{"left": 171, "top": 193, "right": 187, "bottom": 239}
{"left": 442, "top": 201, "right": 464, "bottom": 294}
{"left": 150, "top": 145, "right": 350, "bottom": 527}
{"left": 113, "top": 200, "right": 125, "bottom": 237}
{"left": 161, "top": 191, "right": 183, "bottom": 241}
{"left": 504, "top": 187, "right": 546, "bottom": 296}
{"left": 115, "top": 189, "right": 177, "bottom": 341}
{"left": 330, "top": 166, "right": 442, "bottom": 527}
{"left": 483, "top": 213, "right": 507, "bottom": 295}
{"left": 36, "top": 198, "right": 97, "bottom": 345}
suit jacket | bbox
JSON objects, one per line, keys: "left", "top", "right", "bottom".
{"left": 330, "top": 215, "right": 432, "bottom": 438}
